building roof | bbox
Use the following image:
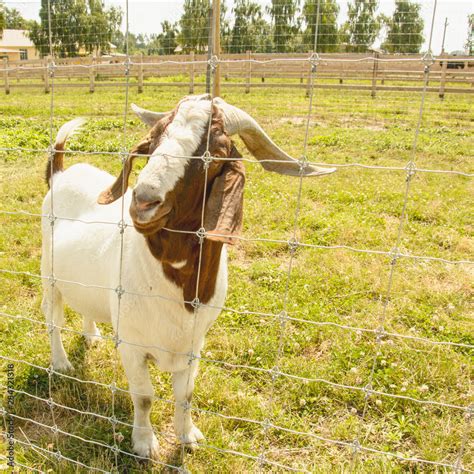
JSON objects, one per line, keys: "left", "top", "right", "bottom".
{"left": 0, "top": 30, "right": 35, "bottom": 48}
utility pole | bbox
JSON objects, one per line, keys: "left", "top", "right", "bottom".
{"left": 206, "top": 0, "right": 221, "bottom": 96}
{"left": 205, "top": 1, "right": 213, "bottom": 94}
{"left": 441, "top": 17, "right": 448, "bottom": 54}
{"left": 212, "top": 0, "right": 221, "bottom": 97}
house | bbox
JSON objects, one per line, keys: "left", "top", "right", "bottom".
{"left": 0, "top": 29, "right": 39, "bottom": 61}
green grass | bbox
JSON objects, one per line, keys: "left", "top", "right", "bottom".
{"left": 0, "top": 80, "right": 473, "bottom": 473}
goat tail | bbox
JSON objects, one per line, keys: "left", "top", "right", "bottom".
{"left": 45, "top": 118, "right": 86, "bottom": 187}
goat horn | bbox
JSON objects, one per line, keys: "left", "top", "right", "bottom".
{"left": 131, "top": 95, "right": 211, "bottom": 128}
{"left": 131, "top": 103, "right": 168, "bottom": 127}
{"left": 214, "top": 98, "right": 336, "bottom": 177}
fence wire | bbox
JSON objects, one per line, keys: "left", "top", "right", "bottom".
{"left": 1, "top": 0, "right": 473, "bottom": 472}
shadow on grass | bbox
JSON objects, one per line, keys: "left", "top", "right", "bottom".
{"left": 10, "top": 334, "right": 185, "bottom": 472}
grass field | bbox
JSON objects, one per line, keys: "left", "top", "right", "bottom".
{"left": 0, "top": 80, "right": 473, "bottom": 472}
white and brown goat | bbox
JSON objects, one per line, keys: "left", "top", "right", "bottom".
{"left": 41, "top": 94, "right": 335, "bottom": 459}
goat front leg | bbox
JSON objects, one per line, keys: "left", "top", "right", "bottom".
{"left": 119, "top": 346, "right": 159, "bottom": 460}
{"left": 172, "top": 359, "right": 204, "bottom": 449}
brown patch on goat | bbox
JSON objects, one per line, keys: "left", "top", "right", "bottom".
{"left": 138, "top": 396, "right": 152, "bottom": 412}
{"left": 45, "top": 142, "right": 65, "bottom": 187}
{"left": 144, "top": 105, "right": 245, "bottom": 311}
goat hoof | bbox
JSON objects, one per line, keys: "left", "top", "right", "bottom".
{"left": 132, "top": 433, "right": 160, "bottom": 460}
{"left": 84, "top": 332, "right": 103, "bottom": 348}
{"left": 52, "top": 358, "right": 74, "bottom": 373}
{"left": 181, "top": 425, "right": 204, "bottom": 451}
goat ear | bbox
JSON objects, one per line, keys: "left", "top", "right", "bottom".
{"left": 97, "top": 138, "right": 150, "bottom": 205}
{"left": 204, "top": 146, "right": 245, "bottom": 245}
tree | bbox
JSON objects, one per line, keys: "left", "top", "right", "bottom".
{"left": 340, "top": 0, "right": 380, "bottom": 52}
{"left": 0, "top": 3, "right": 5, "bottom": 37}
{"left": 382, "top": 0, "right": 424, "bottom": 54}
{"left": 29, "top": 0, "right": 122, "bottom": 58}
{"left": 230, "top": 0, "right": 272, "bottom": 53}
{"left": 303, "top": 0, "right": 340, "bottom": 52}
{"left": 268, "top": 0, "right": 301, "bottom": 53}
{"left": 5, "top": 7, "right": 30, "bottom": 29}
{"left": 466, "top": 14, "right": 473, "bottom": 56}
{"left": 178, "top": 0, "right": 210, "bottom": 53}
{"left": 157, "top": 21, "right": 179, "bottom": 55}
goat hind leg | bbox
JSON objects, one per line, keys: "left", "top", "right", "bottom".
{"left": 82, "top": 319, "right": 102, "bottom": 347}
{"left": 42, "top": 286, "right": 73, "bottom": 372}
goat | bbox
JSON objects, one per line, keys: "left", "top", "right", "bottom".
{"left": 41, "top": 94, "right": 335, "bottom": 459}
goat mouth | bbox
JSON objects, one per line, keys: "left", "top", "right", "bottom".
{"left": 131, "top": 205, "right": 172, "bottom": 234}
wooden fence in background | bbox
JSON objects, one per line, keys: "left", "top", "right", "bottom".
{"left": 2, "top": 52, "right": 473, "bottom": 97}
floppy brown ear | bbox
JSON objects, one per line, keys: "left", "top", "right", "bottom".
{"left": 97, "top": 137, "right": 151, "bottom": 205}
{"left": 204, "top": 146, "right": 245, "bottom": 245}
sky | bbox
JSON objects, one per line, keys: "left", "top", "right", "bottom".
{"left": 4, "top": 0, "right": 473, "bottom": 54}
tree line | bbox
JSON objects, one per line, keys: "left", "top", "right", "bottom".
{"left": 0, "top": 1, "right": 470, "bottom": 58}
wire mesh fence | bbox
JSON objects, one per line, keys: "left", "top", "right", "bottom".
{"left": 1, "top": 0, "right": 473, "bottom": 472}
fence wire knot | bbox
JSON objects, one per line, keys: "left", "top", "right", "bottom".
{"left": 109, "top": 415, "right": 118, "bottom": 426}
{"left": 209, "top": 55, "right": 219, "bottom": 72}
{"left": 278, "top": 310, "right": 288, "bottom": 328}
{"left": 288, "top": 237, "right": 299, "bottom": 254}
{"left": 48, "top": 213, "right": 57, "bottom": 227}
{"left": 48, "top": 273, "right": 57, "bottom": 287}
{"left": 257, "top": 452, "right": 266, "bottom": 466}
{"left": 181, "top": 400, "right": 191, "bottom": 411}
{"left": 54, "top": 450, "right": 62, "bottom": 460}
{"left": 363, "top": 383, "right": 373, "bottom": 399}
{"left": 191, "top": 297, "right": 201, "bottom": 310}
{"left": 352, "top": 439, "right": 361, "bottom": 454}
{"left": 47, "top": 60, "right": 56, "bottom": 78}
{"left": 115, "top": 285, "right": 125, "bottom": 299}
{"left": 405, "top": 161, "right": 417, "bottom": 181}
{"left": 109, "top": 382, "right": 117, "bottom": 394}
{"left": 187, "top": 350, "right": 196, "bottom": 364}
{"left": 201, "top": 150, "right": 213, "bottom": 168}
{"left": 123, "top": 57, "right": 131, "bottom": 76}
{"left": 375, "top": 325, "right": 386, "bottom": 342}
{"left": 47, "top": 321, "right": 55, "bottom": 335}
{"left": 196, "top": 227, "right": 206, "bottom": 243}
{"left": 389, "top": 246, "right": 400, "bottom": 266}
{"left": 47, "top": 145, "right": 55, "bottom": 162}
{"left": 422, "top": 51, "right": 435, "bottom": 70}
{"left": 117, "top": 219, "right": 127, "bottom": 234}
{"left": 298, "top": 159, "right": 309, "bottom": 175}
{"left": 113, "top": 334, "right": 121, "bottom": 348}
{"left": 119, "top": 148, "right": 129, "bottom": 165}
{"left": 309, "top": 52, "right": 320, "bottom": 72}
{"left": 270, "top": 365, "right": 280, "bottom": 382}
{"left": 50, "top": 423, "right": 58, "bottom": 434}
{"left": 0, "top": 407, "right": 7, "bottom": 416}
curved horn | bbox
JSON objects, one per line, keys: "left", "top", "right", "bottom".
{"left": 214, "top": 98, "right": 336, "bottom": 177}
{"left": 131, "top": 94, "right": 212, "bottom": 128}
{"left": 131, "top": 103, "right": 169, "bottom": 127}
